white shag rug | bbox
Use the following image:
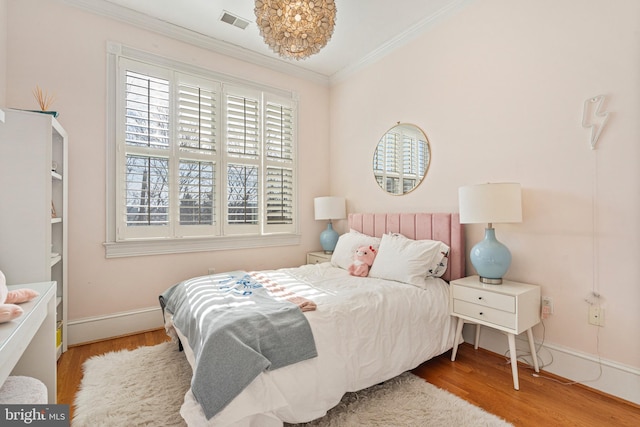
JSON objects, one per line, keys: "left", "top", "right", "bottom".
{"left": 73, "top": 342, "right": 512, "bottom": 427}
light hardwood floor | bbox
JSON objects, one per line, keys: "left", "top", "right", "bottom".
{"left": 58, "top": 329, "right": 640, "bottom": 426}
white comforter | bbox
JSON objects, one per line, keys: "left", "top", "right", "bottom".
{"left": 167, "top": 263, "right": 457, "bottom": 427}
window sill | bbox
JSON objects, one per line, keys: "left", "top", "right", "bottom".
{"left": 104, "top": 233, "right": 301, "bottom": 258}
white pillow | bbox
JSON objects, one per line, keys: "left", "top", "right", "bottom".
{"left": 368, "top": 233, "right": 450, "bottom": 287}
{"left": 331, "top": 230, "right": 381, "bottom": 270}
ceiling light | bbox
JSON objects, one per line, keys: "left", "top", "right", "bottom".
{"left": 254, "top": 0, "right": 337, "bottom": 60}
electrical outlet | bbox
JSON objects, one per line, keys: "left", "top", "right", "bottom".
{"left": 589, "top": 306, "right": 605, "bottom": 326}
{"left": 541, "top": 296, "right": 554, "bottom": 315}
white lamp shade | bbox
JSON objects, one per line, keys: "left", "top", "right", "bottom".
{"left": 458, "top": 183, "right": 522, "bottom": 224}
{"left": 314, "top": 196, "right": 346, "bottom": 220}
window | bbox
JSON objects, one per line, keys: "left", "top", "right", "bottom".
{"left": 106, "top": 45, "right": 299, "bottom": 257}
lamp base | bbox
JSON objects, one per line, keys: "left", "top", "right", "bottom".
{"left": 478, "top": 276, "right": 503, "bottom": 285}
{"left": 470, "top": 227, "right": 512, "bottom": 285}
{"left": 319, "top": 222, "right": 339, "bottom": 253}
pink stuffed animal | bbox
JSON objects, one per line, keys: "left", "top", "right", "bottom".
{"left": 0, "top": 270, "right": 39, "bottom": 323}
{"left": 348, "top": 246, "right": 377, "bottom": 277}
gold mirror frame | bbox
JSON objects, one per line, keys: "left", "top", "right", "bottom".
{"left": 373, "top": 122, "right": 431, "bottom": 195}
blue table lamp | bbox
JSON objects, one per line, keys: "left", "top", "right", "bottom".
{"left": 458, "top": 183, "right": 522, "bottom": 284}
{"left": 314, "top": 196, "right": 346, "bottom": 253}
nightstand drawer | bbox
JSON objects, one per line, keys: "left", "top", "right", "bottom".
{"left": 307, "top": 252, "right": 332, "bottom": 264}
{"left": 452, "top": 285, "right": 515, "bottom": 313}
{"left": 453, "top": 299, "right": 516, "bottom": 329}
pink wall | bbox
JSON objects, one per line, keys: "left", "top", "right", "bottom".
{"left": 4, "top": 0, "right": 331, "bottom": 319}
{"left": 329, "top": 0, "right": 640, "bottom": 369}
{"left": 0, "top": 0, "right": 6, "bottom": 105}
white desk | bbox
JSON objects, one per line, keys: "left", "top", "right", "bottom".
{"left": 0, "top": 281, "right": 57, "bottom": 403}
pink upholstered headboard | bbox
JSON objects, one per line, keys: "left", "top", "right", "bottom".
{"left": 348, "top": 213, "right": 465, "bottom": 282}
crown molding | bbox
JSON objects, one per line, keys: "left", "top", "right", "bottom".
{"left": 330, "top": 0, "right": 473, "bottom": 85}
{"left": 59, "top": 0, "right": 330, "bottom": 86}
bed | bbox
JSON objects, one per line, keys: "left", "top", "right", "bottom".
{"left": 161, "top": 212, "right": 464, "bottom": 427}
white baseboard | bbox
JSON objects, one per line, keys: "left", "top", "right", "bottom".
{"left": 462, "top": 325, "right": 640, "bottom": 405}
{"left": 67, "top": 306, "right": 164, "bottom": 346}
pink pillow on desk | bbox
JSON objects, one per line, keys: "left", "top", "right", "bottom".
{"left": 0, "top": 271, "right": 40, "bottom": 323}
{"left": 5, "top": 288, "right": 39, "bottom": 304}
{"left": 0, "top": 269, "right": 26, "bottom": 323}
{"left": 0, "top": 305, "right": 23, "bottom": 323}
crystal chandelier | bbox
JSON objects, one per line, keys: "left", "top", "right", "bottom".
{"left": 254, "top": 0, "right": 337, "bottom": 60}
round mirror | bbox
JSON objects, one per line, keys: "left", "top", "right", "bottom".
{"left": 373, "top": 123, "right": 431, "bottom": 195}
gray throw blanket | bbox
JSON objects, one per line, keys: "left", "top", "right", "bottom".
{"left": 160, "top": 271, "right": 317, "bottom": 420}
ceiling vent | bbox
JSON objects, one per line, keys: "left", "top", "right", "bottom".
{"left": 220, "top": 11, "right": 250, "bottom": 30}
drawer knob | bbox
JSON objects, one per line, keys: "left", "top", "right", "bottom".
{"left": 478, "top": 296, "right": 483, "bottom": 300}
{"left": 479, "top": 312, "right": 484, "bottom": 316}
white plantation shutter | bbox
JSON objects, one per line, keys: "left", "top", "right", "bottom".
{"left": 402, "top": 134, "right": 429, "bottom": 176}
{"left": 124, "top": 70, "right": 170, "bottom": 150}
{"left": 119, "top": 60, "right": 172, "bottom": 239}
{"left": 178, "top": 160, "right": 215, "bottom": 225}
{"left": 401, "top": 134, "right": 429, "bottom": 193}
{"left": 402, "top": 134, "right": 415, "bottom": 174}
{"left": 381, "top": 131, "right": 401, "bottom": 194}
{"left": 265, "top": 167, "right": 294, "bottom": 225}
{"left": 265, "top": 102, "right": 294, "bottom": 161}
{"left": 177, "top": 82, "right": 217, "bottom": 155}
{"left": 125, "top": 155, "right": 169, "bottom": 227}
{"left": 384, "top": 131, "right": 400, "bottom": 173}
{"left": 113, "top": 55, "right": 297, "bottom": 246}
{"left": 264, "top": 98, "right": 295, "bottom": 231}
{"left": 174, "top": 75, "right": 220, "bottom": 237}
{"left": 373, "top": 142, "right": 384, "bottom": 172}
{"left": 373, "top": 139, "right": 385, "bottom": 189}
{"left": 224, "top": 88, "right": 261, "bottom": 234}
{"left": 417, "top": 139, "right": 429, "bottom": 177}
{"left": 226, "top": 163, "right": 259, "bottom": 226}
{"left": 226, "top": 94, "right": 260, "bottom": 158}
{"left": 402, "top": 134, "right": 417, "bottom": 193}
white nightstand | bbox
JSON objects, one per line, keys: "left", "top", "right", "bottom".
{"left": 306, "top": 251, "right": 332, "bottom": 264}
{"left": 449, "top": 275, "right": 541, "bottom": 390}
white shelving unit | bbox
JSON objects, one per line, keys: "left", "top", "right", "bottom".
{"left": 0, "top": 109, "right": 68, "bottom": 358}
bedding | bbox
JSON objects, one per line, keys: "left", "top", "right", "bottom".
{"left": 161, "top": 212, "right": 465, "bottom": 427}
{"left": 368, "top": 233, "right": 450, "bottom": 286}
{"left": 164, "top": 265, "right": 458, "bottom": 426}
{"left": 160, "top": 271, "right": 318, "bottom": 419}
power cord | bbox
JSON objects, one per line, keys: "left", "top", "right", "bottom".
{"left": 520, "top": 102, "right": 604, "bottom": 387}
{"left": 502, "top": 318, "right": 603, "bottom": 385}
{"left": 502, "top": 318, "right": 550, "bottom": 370}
